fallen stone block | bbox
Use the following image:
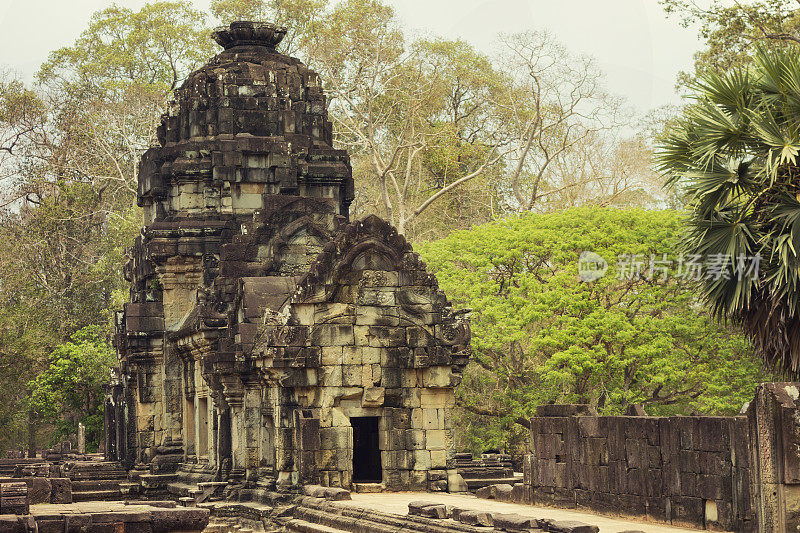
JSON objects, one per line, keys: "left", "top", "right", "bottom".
{"left": 408, "top": 500, "right": 448, "bottom": 518}
{"left": 0, "top": 483, "right": 28, "bottom": 515}
{"left": 448, "top": 471, "right": 469, "bottom": 492}
{"left": 492, "top": 483, "right": 514, "bottom": 502}
{"left": 13, "top": 477, "right": 50, "bottom": 504}
{"left": 450, "top": 507, "right": 468, "bottom": 521}
{"left": 544, "top": 520, "right": 599, "bottom": 533}
{"left": 0, "top": 515, "right": 24, "bottom": 533}
{"left": 302, "top": 485, "right": 327, "bottom": 498}
{"left": 323, "top": 487, "right": 351, "bottom": 501}
{"left": 493, "top": 513, "right": 534, "bottom": 532}
{"left": 476, "top": 485, "right": 493, "bottom": 499}
{"left": 35, "top": 519, "right": 65, "bottom": 533}
{"left": 624, "top": 404, "right": 648, "bottom": 416}
{"left": 301, "top": 484, "right": 352, "bottom": 501}
{"left": 50, "top": 478, "right": 72, "bottom": 504}
{"left": 459, "top": 509, "right": 494, "bottom": 527}
{"left": 64, "top": 514, "right": 92, "bottom": 533}
{"left": 150, "top": 508, "right": 209, "bottom": 532}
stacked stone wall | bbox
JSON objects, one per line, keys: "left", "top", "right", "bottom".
{"left": 525, "top": 409, "right": 753, "bottom": 531}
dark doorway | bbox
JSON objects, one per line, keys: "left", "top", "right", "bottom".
{"left": 351, "top": 417, "right": 382, "bottom": 482}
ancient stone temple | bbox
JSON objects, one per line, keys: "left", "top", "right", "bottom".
{"left": 106, "top": 21, "right": 471, "bottom": 495}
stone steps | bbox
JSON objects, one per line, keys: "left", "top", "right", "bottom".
{"left": 352, "top": 482, "right": 383, "bottom": 493}
{"left": 72, "top": 489, "right": 122, "bottom": 501}
{"left": 62, "top": 460, "right": 129, "bottom": 502}
{"left": 286, "top": 518, "right": 351, "bottom": 533}
{"left": 168, "top": 479, "right": 227, "bottom": 505}
{"left": 71, "top": 479, "right": 124, "bottom": 491}
{"left": 167, "top": 481, "right": 197, "bottom": 497}
{"left": 465, "top": 475, "right": 523, "bottom": 490}
{"left": 63, "top": 461, "right": 127, "bottom": 481}
{"left": 119, "top": 482, "right": 140, "bottom": 496}
{"left": 139, "top": 472, "right": 178, "bottom": 489}
{"left": 204, "top": 516, "right": 270, "bottom": 533}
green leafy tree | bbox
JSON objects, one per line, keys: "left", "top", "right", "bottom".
{"left": 35, "top": 1, "right": 214, "bottom": 205}
{"left": 657, "top": 47, "right": 800, "bottom": 376}
{"left": 39, "top": 2, "right": 213, "bottom": 92}
{"left": 661, "top": 0, "right": 800, "bottom": 85}
{"left": 0, "top": 1, "right": 211, "bottom": 454}
{"left": 28, "top": 326, "right": 116, "bottom": 451}
{"left": 418, "top": 207, "right": 770, "bottom": 453}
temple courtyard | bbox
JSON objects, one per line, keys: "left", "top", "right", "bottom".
{"left": 20, "top": 496, "right": 712, "bottom": 533}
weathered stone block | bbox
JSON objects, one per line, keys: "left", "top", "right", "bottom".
{"left": 545, "top": 520, "right": 599, "bottom": 533}
{"left": 476, "top": 485, "right": 493, "bottom": 499}
{"left": 0, "top": 515, "right": 24, "bottom": 533}
{"left": 430, "top": 450, "right": 447, "bottom": 469}
{"left": 412, "top": 450, "right": 431, "bottom": 471}
{"left": 310, "top": 324, "right": 355, "bottom": 346}
{"left": 426, "top": 430, "right": 447, "bottom": 450}
{"left": 406, "top": 429, "right": 425, "bottom": 450}
{"left": 49, "top": 478, "right": 72, "bottom": 504}
{"left": 448, "top": 471, "right": 469, "bottom": 492}
{"left": 15, "top": 477, "right": 50, "bottom": 504}
{"left": 671, "top": 496, "right": 704, "bottom": 525}
{"left": 410, "top": 470, "right": 428, "bottom": 491}
{"left": 511, "top": 483, "right": 526, "bottom": 504}
{"left": 320, "top": 346, "right": 343, "bottom": 366}
{"left": 492, "top": 513, "right": 534, "bottom": 532}
{"left": 492, "top": 484, "right": 514, "bottom": 502}
{"left": 362, "top": 387, "right": 384, "bottom": 407}
{"left": 408, "top": 500, "right": 448, "bottom": 518}
{"left": 459, "top": 509, "right": 494, "bottom": 526}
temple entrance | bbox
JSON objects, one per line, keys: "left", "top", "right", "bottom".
{"left": 351, "top": 417, "right": 381, "bottom": 482}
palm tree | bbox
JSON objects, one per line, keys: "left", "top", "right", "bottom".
{"left": 658, "top": 47, "right": 800, "bottom": 376}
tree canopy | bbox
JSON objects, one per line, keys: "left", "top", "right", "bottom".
{"left": 418, "top": 207, "right": 770, "bottom": 452}
{"left": 28, "top": 327, "right": 116, "bottom": 451}
{"left": 661, "top": 0, "right": 800, "bottom": 86}
{"left": 0, "top": 1, "right": 210, "bottom": 453}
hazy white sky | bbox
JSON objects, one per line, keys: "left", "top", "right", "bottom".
{"left": 0, "top": 0, "right": 705, "bottom": 115}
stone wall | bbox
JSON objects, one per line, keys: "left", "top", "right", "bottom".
{"left": 523, "top": 384, "right": 800, "bottom": 531}
{"left": 525, "top": 405, "right": 752, "bottom": 531}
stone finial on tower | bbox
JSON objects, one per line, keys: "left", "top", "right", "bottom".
{"left": 212, "top": 21, "right": 287, "bottom": 50}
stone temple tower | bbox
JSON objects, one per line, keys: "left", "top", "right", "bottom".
{"left": 107, "top": 22, "right": 470, "bottom": 496}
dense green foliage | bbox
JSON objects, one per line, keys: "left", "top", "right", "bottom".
{"left": 658, "top": 47, "right": 800, "bottom": 377}
{"left": 418, "top": 208, "right": 771, "bottom": 453}
{"left": 28, "top": 327, "right": 116, "bottom": 451}
{"left": 0, "top": 2, "right": 209, "bottom": 453}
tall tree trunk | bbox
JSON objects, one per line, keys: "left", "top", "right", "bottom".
{"left": 27, "top": 409, "right": 36, "bottom": 458}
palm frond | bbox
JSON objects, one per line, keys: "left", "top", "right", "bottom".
{"left": 656, "top": 46, "right": 800, "bottom": 376}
